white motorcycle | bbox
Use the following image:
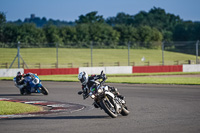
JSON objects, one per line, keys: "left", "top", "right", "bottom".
{"left": 78, "top": 71, "right": 129, "bottom": 118}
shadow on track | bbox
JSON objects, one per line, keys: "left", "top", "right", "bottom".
{"left": 0, "top": 94, "right": 21, "bottom": 96}
{"left": 12, "top": 115, "right": 110, "bottom": 120}
{"left": 0, "top": 94, "right": 45, "bottom": 96}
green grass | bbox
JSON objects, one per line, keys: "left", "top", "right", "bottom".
{"left": 107, "top": 72, "right": 200, "bottom": 77}
{"left": 1, "top": 72, "right": 199, "bottom": 85}
{"left": 0, "top": 48, "right": 198, "bottom": 68}
{"left": 107, "top": 77, "right": 200, "bottom": 85}
{"left": 0, "top": 101, "right": 42, "bottom": 115}
{"left": 33, "top": 72, "right": 200, "bottom": 85}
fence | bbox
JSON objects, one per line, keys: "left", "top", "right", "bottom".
{"left": 0, "top": 41, "right": 199, "bottom": 69}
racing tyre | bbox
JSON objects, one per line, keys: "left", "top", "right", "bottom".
{"left": 20, "top": 87, "right": 31, "bottom": 95}
{"left": 100, "top": 96, "right": 118, "bottom": 118}
{"left": 41, "top": 86, "right": 49, "bottom": 95}
{"left": 121, "top": 105, "right": 129, "bottom": 116}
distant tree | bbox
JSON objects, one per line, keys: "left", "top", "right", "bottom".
{"left": 133, "top": 11, "right": 148, "bottom": 26}
{"left": 0, "top": 12, "right": 6, "bottom": 42}
{"left": 114, "top": 24, "right": 137, "bottom": 43}
{"left": 131, "top": 7, "right": 182, "bottom": 42}
{"left": 0, "top": 12, "right": 6, "bottom": 25}
{"left": 43, "top": 24, "right": 62, "bottom": 46}
{"left": 2, "top": 23, "right": 19, "bottom": 43}
{"left": 1, "top": 8, "right": 200, "bottom": 48}
{"left": 96, "top": 23, "right": 120, "bottom": 44}
{"left": 106, "top": 12, "right": 134, "bottom": 26}
{"left": 75, "top": 11, "right": 104, "bottom": 24}
{"left": 162, "top": 30, "right": 173, "bottom": 42}
{"left": 10, "top": 14, "right": 74, "bottom": 27}
{"left": 171, "top": 21, "right": 200, "bottom": 55}
{"left": 133, "top": 7, "right": 181, "bottom": 31}
{"left": 12, "top": 19, "right": 23, "bottom": 25}
{"left": 193, "top": 22, "right": 200, "bottom": 41}
{"left": 135, "top": 25, "right": 163, "bottom": 48}
{"left": 75, "top": 24, "right": 90, "bottom": 43}
{"left": 59, "top": 26, "right": 77, "bottom": 45}
{"left": 151, "top": 28, "right": 163, "bottom": 41}
{"left": 89, "top": 23, "right": 119, "bottom": 43}
{"left": 17, "top": 23, "right": 46, "bottom": 47}
{"left": 173, "top": 21, "right": 200, "bottom": 41}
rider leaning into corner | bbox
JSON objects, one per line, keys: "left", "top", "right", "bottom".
{"left": 16, "top": 72, "right": 23, "bottom": 84}
{"left": 15, "top": 71, "right": 31, "bottom": 94}
{"left": 78, "top": 71, "right": 124, "bottom": 108}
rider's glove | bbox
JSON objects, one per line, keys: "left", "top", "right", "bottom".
{"left": 102, "top": 74, "right": 106, "bottom": 80}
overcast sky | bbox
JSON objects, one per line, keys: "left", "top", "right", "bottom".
{"left": 1, "top": 0, "right": 200, "bottom": 22}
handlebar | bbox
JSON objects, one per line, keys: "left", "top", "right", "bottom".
{"left": 100, "top": 77, "right": 107, "bottom": 87}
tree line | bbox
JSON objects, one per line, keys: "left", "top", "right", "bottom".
{"left": 0, "top": 7, "right": 200, "bottom": 48}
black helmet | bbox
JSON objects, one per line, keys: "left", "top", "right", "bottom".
{"left": 17, "top": 71, "right": 22, "bottom": 76}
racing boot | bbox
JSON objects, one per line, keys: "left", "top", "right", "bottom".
{"left": 93, "top": 101, "right": 100, "bottom": 108}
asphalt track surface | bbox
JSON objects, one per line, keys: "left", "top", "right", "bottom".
{"left": 0, "top": 81, "right": 200, "bottom": 133}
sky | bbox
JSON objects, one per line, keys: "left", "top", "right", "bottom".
{"left": 0, "top": 0, "right": 200, "bottom": 22}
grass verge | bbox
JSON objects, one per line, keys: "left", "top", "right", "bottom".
{"left": 0, "top": 72, "right": 199, "bottom": 85}
{"left": 0, "top": 101, "right": 42, "bottom": 115}
{"left": 107, "top": 77, "right": 200, "bottom": 85}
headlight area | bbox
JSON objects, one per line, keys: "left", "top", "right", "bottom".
{"left": 89, "top": 92, "right": 95, "bottom": 99}
{"left": 98, "top": 88, "right": 103, "bottom": 93}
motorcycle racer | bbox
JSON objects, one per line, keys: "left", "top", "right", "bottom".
{"left": 78, "top": 71, "right": 124, "bottom": 100}
{"left": 15, "top": 72, "right": 25, "bottom": 87}
{"left": 15, "top": 72, "right": 33, "bottom": 94}
{"left": 15, "top": 71, "right": 27, "bottom": 94}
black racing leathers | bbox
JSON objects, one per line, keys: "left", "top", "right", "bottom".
{"left": 16, "top": 75, "right": 24, "bottom": 85}
{"left": 81, "top": 74, "right": 121, "bottom": 99}
{"left": 81, "top": 74, "right": 101, "bottom": 99}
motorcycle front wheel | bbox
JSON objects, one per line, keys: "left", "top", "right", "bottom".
{"left": 100, "top": 96, "right": 118, "bottom": 118}
{"left": 20, "top": 87, "right": 31, "bottom": 95}
{"left": 121, "top": 105, "right": 129, "bottom": 116}
{"left": 41, "top": 86, "right": 49, "bottom": 95}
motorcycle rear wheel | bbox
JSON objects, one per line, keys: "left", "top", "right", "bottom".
{"left": 20, "top": 87, "right": 31, "bottom": 95}
{"left": 100, "top": 96, "right": 118, "bottom": 118}
{"left": 41, "top": 86, "right": 49, "bottom": 95}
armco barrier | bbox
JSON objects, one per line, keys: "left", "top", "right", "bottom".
{"left": 0, "top": 68, "right": 24, "bottom": 77}
{"left": 79, "top": 67, "right": 106, "bottom": 75}
{"left": 183, "top": 64, "right": 200, "bottom": 72}
{"left": 132, "top": 65, "right": 183, "bottom": 73}
{"left": 24, "top": 68, "right": 79, "bottom": 75}
{"left": 2, "top": 65, "right": 200, "bottom": 77}
{"left": 79, "top": 66, "right": 132, "bottom": 75}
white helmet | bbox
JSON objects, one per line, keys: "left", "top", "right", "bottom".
{"left": 78, "top": 71, "right": 88, "bottom": 85}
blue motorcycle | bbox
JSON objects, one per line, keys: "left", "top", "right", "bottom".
{"left": 13, "top": 73, "right": 49, "bottom": 95}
